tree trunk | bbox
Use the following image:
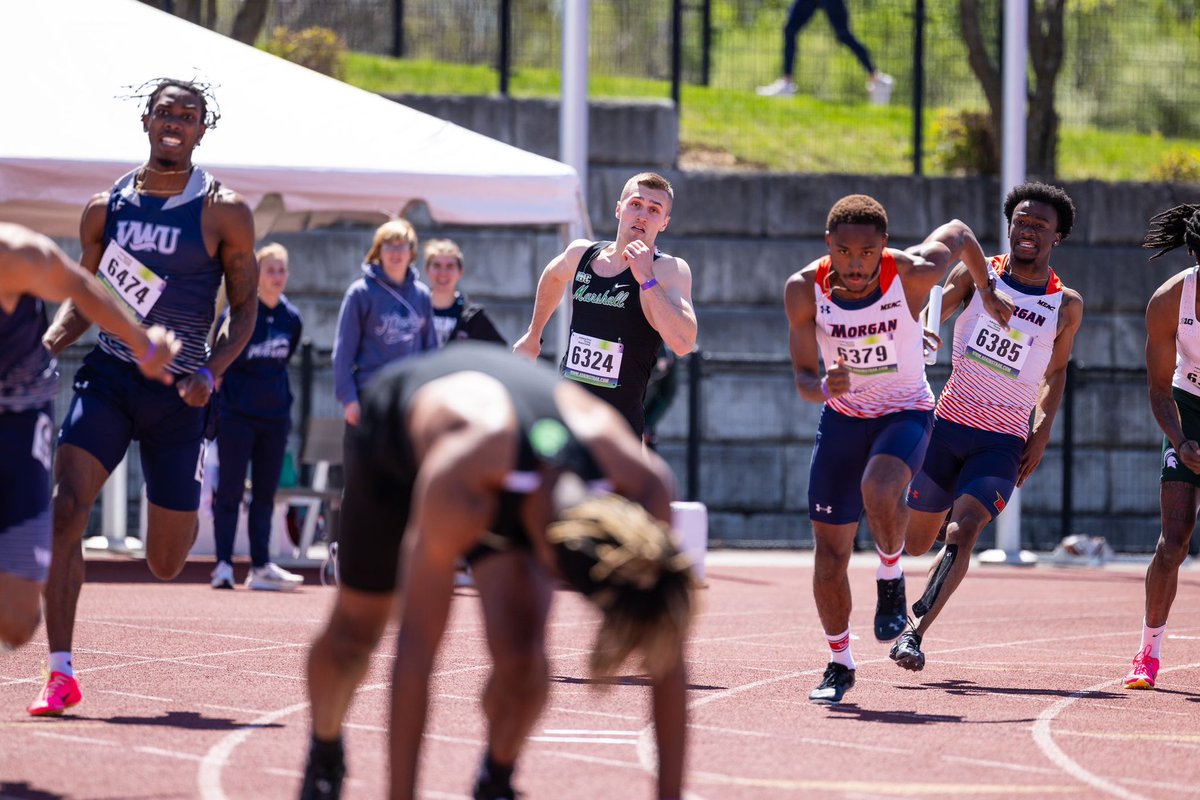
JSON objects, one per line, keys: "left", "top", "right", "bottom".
{"left": 231, "top": 0, "right": 271, "bottom": 45}
{"left": 1027, "top": 0, "right": 1065, "bottom": 178}
{"left": 958, "top": 0, "right": 1067, "bottom": 179}
{"left": 174, "top": 0, "right": 201, "bottom": 24}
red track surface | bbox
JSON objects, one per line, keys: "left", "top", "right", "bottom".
{"left": 2, "top": 552, "right": 1199, "bottom": 799}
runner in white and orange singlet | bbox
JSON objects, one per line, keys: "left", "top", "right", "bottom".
{"left": 891, "top": 182, "right": 1083, "bottom": 672}
{"left": 784, "top": 194, "right": 1013, "bottom": 703}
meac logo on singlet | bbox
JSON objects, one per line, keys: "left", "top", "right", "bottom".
{"left": 115, "top": 220, "right": 181, "bottom": 255}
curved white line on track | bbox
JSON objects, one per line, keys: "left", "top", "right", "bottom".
{"left": 1031, "top": 661, "right": 1200, "bottom": 800}
{"left": 198, "top": 699, "right": 312, "bottom": 800}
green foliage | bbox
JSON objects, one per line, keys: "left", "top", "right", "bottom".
{"left": 264, "top": 26, "right": 346, "bottom": 79}
{"left": 930, "top": 109, "right": 998, "bottom": 176}
{"left": 1149, "top": 148, "right": 1200, "bottom": 184}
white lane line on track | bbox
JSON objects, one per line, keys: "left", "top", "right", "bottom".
{"left": 546, "top": 704, "right": 639, "bottom": 721}
{"left": 1118, "top": 776, "right": 1200, "bottom": 793}
{"left": 541, "top": 751, "right": 710, "bottom": 800}
{"left": 542, "top": 728, "right": 639, "bottom": 735}
{"left": 1031, "top": 661, "right": 1200, "bottom": 800}
{"left": 942, "top": 755, "right": 1060, "bottom": 775}
{"left": 530, "top": 736, "right": 638, "bottom": 745}
{"left": 98, "top": 689, "right": 173, "bottom": 702}
{"left": 1085, "top": 701, "right": 1191, "bottom": 717}
{"left": 687, "top": 723, "right": 772, "bottom": 738}
{"left": 33, "top": 731, "right": 116, "bottom": 746}
{"left": 137, "top": 746, "right": 206, "bottom": 762}
{"left": 199, "top": 662, "right": 494, "bottom": 799}
{"left": 202, "top": 703, "right": 274, "bottom": 715}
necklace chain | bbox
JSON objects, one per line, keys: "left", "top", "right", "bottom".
{"left": 134, "top": 165, "right": 193, "bottom": 196}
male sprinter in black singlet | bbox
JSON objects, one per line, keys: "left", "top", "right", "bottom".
{"left": 301, "top": 343, "right": 695, "bottom": 800}
{"left": 513, "top": 172, "right": 697, "bottom": 437}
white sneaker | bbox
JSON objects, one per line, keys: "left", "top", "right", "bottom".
{"left": 245, "top": 562, "right": 303, "bottom": 592}
{"left": 867, "top": 72, "right": 894, "bottom": 105}
{"left": 211, "top": 561, "right": 235, "bottom": 590}
{"left": 756, "top": 78, "right": 796, "bottom": 97}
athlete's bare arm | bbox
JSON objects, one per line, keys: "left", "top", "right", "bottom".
{"left": 555, "top": 380, "right": 675, "bottom": 521}
{"left": 177, "top": 188, "right": 257, "bottom": 406}
{"left": 391, "top": 423, "right": 509, "bottom": 799}
{"left": 898, "top": 219, "right": 1014, "bottom": 327}
{"left": 42, "top": 193, "right": 111, "bottom": 355}
{"left": 934, "top": 261, "right": 976, "bottom": 324}
{"left": 512, "top": 239, "right": 592, "bottom": 360}
{"left": 625, "top": 244, "right": 698, "bottom": 356}
{"left": 1018, "top": 288, "right": 1084, "bottom": 485}
{"left": 784, "top": 263, "right": 846, "bottom": 402}
{"left": 1146, "top": 274, "right": 1200, "bottom": 471}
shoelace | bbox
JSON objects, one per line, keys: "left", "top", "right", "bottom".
{"left": 40, "top": 672, "right": 71, "bottom": 700}
{"left": 1132, "top": 644, "right": 1154, "bottom": 667}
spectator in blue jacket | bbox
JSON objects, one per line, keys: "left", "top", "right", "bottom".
{"left": 333, "top": 220, "right": 438, "bottom": 428}
{"left": 211, "top": 243, "right": 305, "bottom": 592}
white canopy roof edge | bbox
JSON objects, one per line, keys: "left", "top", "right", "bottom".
{"left": 0, "top": 0, "right": 585, "bottom": 237}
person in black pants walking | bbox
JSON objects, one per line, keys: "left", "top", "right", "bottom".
{"left": 757, "top": 0, "right": 891, "bottom": 101}
{"left": 210, "top": 243, "right": 305, "bottom": 591}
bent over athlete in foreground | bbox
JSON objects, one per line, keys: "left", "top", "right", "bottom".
{"left": 302, "top": 343, "right": 695, "bottom": 800}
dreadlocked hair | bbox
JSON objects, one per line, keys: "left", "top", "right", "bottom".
{"left": 1143, "top": 204, "right": 1200, "bottom": 261}
{"left": 547, "top": 494, "right": 695, "bottom": 682}
{"left": 126, "top": 77, "right": 222, "bottom": 128}
{"left": 826, "top": 194, "right": 888, "bottom": 234}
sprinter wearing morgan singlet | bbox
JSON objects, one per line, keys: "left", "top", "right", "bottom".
{"left": 1123, "top": 202, "right": 1200, "bottom": 691}
{"left": 29, "top": 79, "right": 257, "bottom": 717}
{"left": 513, "top": 172, "right": 697, "bottom": 437}
{"left": 0, "top": 223, "right": 177, "bottom": 653}
{"left": 302, "top": 343, "right": 695, "bottom": 800}
{"left": 891, "top": 183, "right": 1083, "bottom": 674}
{"left": 784, "top": 194, "right": 1013, "bottom": 705}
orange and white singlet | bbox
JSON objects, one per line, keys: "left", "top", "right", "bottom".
{"left": 813, "top": 252, "right": 933, "bottom": 418}
{"left": 1171, "top": 266, "right": 1200, "bottom": 399}
{"left": 936, "top": 254, "right": 1064, "bottom": 439}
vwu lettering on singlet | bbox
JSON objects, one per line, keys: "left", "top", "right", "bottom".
{"left": 573, "top": 285, "right": 631, "bottom": 308}
{"left": 115, "top": 221, "right": 181, "bottom": 255}
{"left": 828, "top": 319, "right": 898, "bottom": 338}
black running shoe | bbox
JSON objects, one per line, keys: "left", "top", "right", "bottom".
{"left": 299, "top": 756, "right": 345, "bottom": 800}
{"left": 889, "top": 630, "right": 926, "bottom": 671}
{"left": 874, "top": 576, "right": 907, "bottom": 641}
{"left": 473, "top": 776, "right": 521, "bottom": 800}
{"left": 808, "top": 661, "right": 856, "bottom": 704}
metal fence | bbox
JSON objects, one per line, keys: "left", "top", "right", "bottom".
{"left": 229, "top": 1, "right": 1200, "bottom": 165}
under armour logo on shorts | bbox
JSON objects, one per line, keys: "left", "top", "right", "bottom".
{"left": 815, "top": 504, "right": 833, "bottom": 514}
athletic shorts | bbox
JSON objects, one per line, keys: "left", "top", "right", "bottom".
{"left": 907, "top": 416, "right": 1024, "bottom": 519}
{"left": 58, "top": 349, "right": 207, "bottom": 512}
{"left": 0, "top": 405, "right": 54, "bottom": 581}
{"left": 1161, "top": 387, "right": 1200, "bottom": 487}
{"left": 338, "top": 407, "right": 531, "bottom": 594}
{"left": 808, "top": 406, "right": 933, "bottom": 525}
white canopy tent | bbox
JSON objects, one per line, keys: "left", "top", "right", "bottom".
{"left": 0, "top": 0, "right": 586, "bottom": 237}
{"left": 0, "top": 0, "right": 590, "bottom": 552}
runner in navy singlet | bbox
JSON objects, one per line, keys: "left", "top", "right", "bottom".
{"left": 0, "top": 223, "right": 176, "bottom": 651}
{"left": 512, "top": 172, "right": 697, "bottom": 437}
{"left": 28, "top": 79, "right": 258, "bottom": 717}
{"left": 302, "top": 344, "right": 695, "bottom": 800}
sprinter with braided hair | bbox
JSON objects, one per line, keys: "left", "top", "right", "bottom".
{"left": 1124, "top": 203, "right": 1200, "bottom": 690}
{"left": 302, "top": 342, "right": 695, "bottom": 800}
